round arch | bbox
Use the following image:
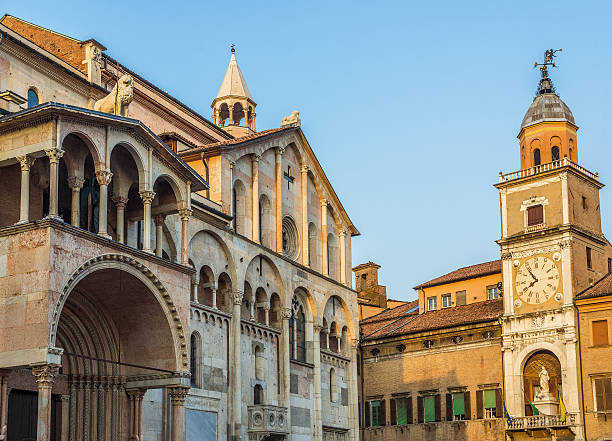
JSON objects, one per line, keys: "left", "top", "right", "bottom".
{"left": 109, "top": 141, "right": 147, "bottom": 189}
{"left": 153, "top": 173, "right": 186, "bottom": 204}
{"left": 189, "top": 229, "right": 237, "bottom": 286}
{"left": 319, "top": 292, "right": 356, "bottom": 341}
{"left": 60, "top": 131, "right": 104, "bottom": 171}
{"left": 51, "top": 254, "right": 188, "bottom": 373}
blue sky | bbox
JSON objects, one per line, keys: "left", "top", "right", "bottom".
{"left": 7, "top": 1, "right": 612, "bottom": 300}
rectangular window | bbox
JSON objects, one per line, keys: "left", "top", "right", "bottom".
{"left": 424, "top": 396, "right": 435, "bottom": 423}
{"left": 455, "top": 291, "right": 466, "bottom": 306}
{"left": 587, "top": 247, "right": 593, "bottom": 269}
{"left": 442, "top": 294, "right": 452, "bottom": 308}
{"left": 484, "top": 389, "right": 496, "bottom": 419}
{"left": 427, "top": 297, "right": 437, "bottom": 311}
{"left": 371, "top": 400, "right": 381, "bottom": 427}
{"left": 592, "top": 320, "right": 609, "bottom": 346}
{"left": 582, "top": 196, "right": 588, "bottom": 209}
{"left": 608, "top": 258, "right": 612, "bottom": 273}
{"left": 452, "top": 392, "right": 465, "bottom": 420}
{"left": 487, "top": 286, "right": 499, "bottom": 300}
{"left": 527, "top": 204, "right": 544, "bottom": 226}
{"left": 595, "top": 377, "right": 612, "bottom": 411}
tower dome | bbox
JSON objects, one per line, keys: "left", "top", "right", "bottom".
{"left": 518, "top": 51, "right": 578, "bottom": 169}
{"left": 211, "top": 47, "right": 257, "bottom": 137}
{"left": 520, "top": 77, "right": 575, "bottom": 129}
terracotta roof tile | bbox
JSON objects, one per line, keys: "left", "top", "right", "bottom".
{"left": 361, "top": 300, "right": 418, "bottom": 325}
{"left": 576, "top": 272, "right": 612, "bottom": 300}
{"left": 361, "top": 299, "right": 503, "bottom": 341}
{"left": 1, "top": 15, "right": 87, "bottom": 74}
{"left": 413, "top": 260, "right": 501, "bottom": 290}
{"left": 178, "top": 127, "right": 293, "bottom": 156}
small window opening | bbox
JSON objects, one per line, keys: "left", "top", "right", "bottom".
{"left": 27, "top": 88, "right": 39, "bottom": 108}
{"left": 533, "top": 149, "right": 541, "bottom": 166}
{"left": 586, "top": 247, "right": 593, "bottom": 270}
{"left": 582, "top": 196, "right": 588, "bottom": 210}
{"left": 527, "top": 205, "right": 544, "bottom": 226}
{"left": 551, "top": 146, "right": 560, "bottom": 161}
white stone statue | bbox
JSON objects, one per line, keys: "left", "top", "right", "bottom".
{"left": 538, "top": 366, "right": 550, "bottom": 395}
{"left": 281, "top": 110, "right": 300, "bottom": 127}
{"left": 94, "top": 74, "right": 134, "bottom": 117}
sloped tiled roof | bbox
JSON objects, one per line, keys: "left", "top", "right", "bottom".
{"left": 361, "top": 299, "right": 503, "bottom": 341}
{"left": 576, "top": 273, "right": 612, "bottom": 300}
{"left": 178, "top": 127, "right": 293, "bottom": 155}
{"left": 1, "top": 15, "right": 87, "bottom": 74}
{"left": 413, "top": 260, "right": 501, "bottom": 290}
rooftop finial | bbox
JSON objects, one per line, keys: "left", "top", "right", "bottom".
{"left": 231, "top": 43, "right": 235, "bottom": 54}
{"left": 533, "top": 49, "right": 562, "bottom": 95}
{"left": 534, "top": 49, "right": 562, "bottom": 79}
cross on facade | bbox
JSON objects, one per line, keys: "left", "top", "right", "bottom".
{"left": 283, "top": 165, "right": 295, "bottom": 189}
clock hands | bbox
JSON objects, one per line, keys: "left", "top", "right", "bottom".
{"left": 526, "top": 267, "right": 538, "bottom": 282}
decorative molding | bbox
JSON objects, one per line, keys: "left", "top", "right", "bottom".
{"left": 139, "top": 190, "right": 156, "bottom": 204}
{"left": 168, "top": 386, "right": 190, "bottom": 405}
{"left": 95, "top": 170, "right": 113, "bottom": 186}
{"left": 16, "top": 154, "right": 36, "bottom": 171}
{"left": 32, "top": 364, "right": 60, "bottom": 388}
{"left": 232, "top": 290, "right": 244, "bottom": 305}
{"left": 45, "top": 147, "right": 65, "bottom": 163}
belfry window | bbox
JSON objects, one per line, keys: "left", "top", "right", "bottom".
{"left": 533, "top": 149, "right": 541, "bottom": 166}
{"left": 551, "top": 146, "right": 560, "bottom": 161}
{"left": 527, "top": 204, "right": 544, "bottom": 226}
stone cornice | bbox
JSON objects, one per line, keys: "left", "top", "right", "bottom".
{"left": 0, "top": 218, "right": 195, "bottom": 275}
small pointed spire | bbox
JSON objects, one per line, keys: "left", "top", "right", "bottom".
{"left": 215, "top": 46, "right": 252, "bottom": 100}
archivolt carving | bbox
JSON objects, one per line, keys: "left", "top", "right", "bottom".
{"left": 51, "top": 254, "right": 188, "bottom": 371}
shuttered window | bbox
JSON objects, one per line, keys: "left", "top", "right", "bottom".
{"left": 424, "top": 396, "right": 435, "bottom": 423}
{"left": 391, "top": 397, "right": 410, "bottom": 425}
{"left": 595, "top": 377, "right": 612, "bottom": 411}
{"left": 453, "top": 393, "right": 465, "bottom": 419}
{"left": 527, "top": 205, "right": 544, "bottom": 226}
{"left": 592, "top": 320, "right": 609, "bottom": 346}
{"left": 371, "top": 401, "right": 381, "bottom": 427}
{"left": 455, "top": 291, "right": 466, "bottom": 306}
{"left": 483, "top": 389, "right": 499, "bottom": 419}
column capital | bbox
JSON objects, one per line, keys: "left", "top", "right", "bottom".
{"left": 320, "top": 198, "right": 328, "bottom": 208}
{"left": 95, "top": 170, "right": 113, "bottom": 186}
{"left": 112, "top": 195, "right": 129, "bottom": 208}
{"left": 125, "top": 388, "right": 146, "bottom": 400}
{"left": 167, "top": 386, "right": 189, "bottom": 405}
{"left": 154, "top": 214, "right": 166, "bottom": 226}
{"left": 251, "top": 153, "right": 261, "bottom": 163}
{"left": 16, "top": 154, "right": 36, "bottom": 171}
{"left": 44, "top": 148, "right": 65, "bottom": 164}
{"left": 275, "top": 146, "right": 285, "bottom": 158}
{"left": 229, "top": 160, "right": 235, "bottom": 170}
{"left": 301, "top": 164, "right": 309, "bottom": 173}
{"left": 31, "top": 364, "right": 60, "bottom": 388}
{"left": 139, "top": 190, "right": 156, "bottom": 204}
{"left": 281, "top": 307, "right": 292, "bottom": 320}
{"left": 67, "top": 176, "right": 85, "bottom": 189}
{"left": 232, "top": 290, "right": 244, "bottom": 305}
{"left": 178, "top": 208, "right": 193, "bottom": 221}
{"left": 339, "top": 229, "right": 347, "bottom": 238}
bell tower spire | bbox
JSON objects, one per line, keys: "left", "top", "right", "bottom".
{"left": 211, "top": 46, "right": 257, "bottom": 137}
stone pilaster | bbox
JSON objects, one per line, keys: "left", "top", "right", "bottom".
{"left": 16, "top": 155, "right": 36, "bottom": 223}
{"left": 168, "top": 386, "right": 189, "bottom": 441}
{"left": 139, "top": 191, "right": 156, "bottom": 253}
{"left": 44, "top": 148, "right": 65, "bottom": 219}
{"left": 178, "top": 208, "right": 192, "bottom": 265}
{"left": 32, "top": 364, "right": 60, "bottom": 441}
{"left": 95, "top": 170, "right": 113, "bottom": 238}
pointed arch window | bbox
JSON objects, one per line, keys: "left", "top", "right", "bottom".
{"left": 190, "top": 332, "right": 202, "bottom": 388}
{"left": 289, "top": 295, "right": 306, "bottom": 362}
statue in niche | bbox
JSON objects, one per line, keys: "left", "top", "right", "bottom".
{"left": 538, "top": 366, "right": 550, "bottom": 397}
{"left": 94, "top": 74, "right": 134, "bottom": 117}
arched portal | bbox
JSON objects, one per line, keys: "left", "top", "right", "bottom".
{"left": 50, "top": 264, "right": 185, "bottom": 441}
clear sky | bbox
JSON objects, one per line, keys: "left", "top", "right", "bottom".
{"left": 6, "top": 1, "right": 612, "bottom": 301}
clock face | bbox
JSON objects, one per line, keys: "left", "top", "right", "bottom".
{"left": 515, "top": 256, "right": 560, "bottom": 305}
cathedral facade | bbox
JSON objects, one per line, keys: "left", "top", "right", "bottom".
{"left": 357, "top": 55, "right": 612, "bottom": 441}
{"left": 0, "top": 15, "right": 359, "bottom": 441}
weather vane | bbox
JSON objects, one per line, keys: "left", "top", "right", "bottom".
{"left": 534, "top": 49, "right": 562, "bottom": 78}
{"left": 231, "top": 43, "right": 236, "bottom": 53}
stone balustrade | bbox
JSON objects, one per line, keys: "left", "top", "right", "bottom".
{"left": 499, "top": 158, "right": 598, "bottom": 183}
{"left": 506, "top": 413, "right": 576, "bottom": 430}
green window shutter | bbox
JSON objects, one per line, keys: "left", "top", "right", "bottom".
{"left": 371, "top": 400, "right": 380, "bottom": 427}
{"left": 424, "top": 396, "right": 435, "bottom": 423}
{"left": 484, "top": 390, "right": 496, "bottom": 409}
{"left": 397, "top": 398, "right": 407, "bottom": 425}
{"left": 453, "top": 393, "right": 465, "bottom": 416}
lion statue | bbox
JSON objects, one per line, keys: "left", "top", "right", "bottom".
{"left": 94, "top": 74, "right": 134, "bottom": 117}
{"left": 281, "top": 110, "right": 300, "bottom": 127}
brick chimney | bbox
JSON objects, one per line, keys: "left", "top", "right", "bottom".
{"left": 353, "top": 261, "right": 387, "bottom": 308}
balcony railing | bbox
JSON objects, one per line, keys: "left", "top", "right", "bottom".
{"left": 506, "top": 413, "right": 576, "bottom": 430}
{"left": 499, "top": 158, "right": 599, "bottom": 183}
{"left": 247, "top": 405, "right": 289, "bottom": 438}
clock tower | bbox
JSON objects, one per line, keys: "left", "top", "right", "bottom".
{"left": 496, "top": 51, "right": 611, "bottom": 440}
